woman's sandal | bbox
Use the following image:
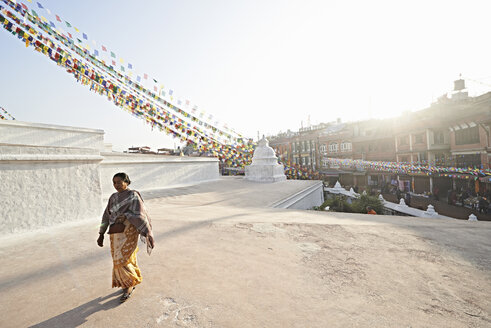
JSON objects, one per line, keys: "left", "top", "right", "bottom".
{"left": 120, "top": 287, "right": 135, "bottom": 303}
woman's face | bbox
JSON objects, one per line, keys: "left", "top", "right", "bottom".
{"left": 113, "top": 177, "right": 128, "bottom": 192}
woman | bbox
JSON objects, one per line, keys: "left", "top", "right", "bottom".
{"left": 97, "top": 172, "right": 155, "bottom": 303}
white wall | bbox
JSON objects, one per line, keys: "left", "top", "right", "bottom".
{"left": 0, "top": 120, "right": 219, "bottom": 234}
{"left": 0, "top": 120, "right": 105, "bottom": 150}
{"left": 0, "top": 144, "right": 104, "bottom": 234}
{"left": 100, "top": 152, "right": 219, "bottom": 197}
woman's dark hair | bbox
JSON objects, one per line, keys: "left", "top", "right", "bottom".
{"left": 113, "top": 172, "right": 131, "bottom": 185}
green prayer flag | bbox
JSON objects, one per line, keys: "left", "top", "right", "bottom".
{"left": 121, "top": 66, "right": 125, "bottom": 72}
{"left": 111, "top": 52, "right": 116, "bottom": 58}
{"left": 65, "top": 21, "right": 71, "bottom": 28}
{"left": 31, "top": 9, "right": 38, "bottom": 17}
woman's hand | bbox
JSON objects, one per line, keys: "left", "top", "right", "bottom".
{"left": 97, "top": 233, "right": 104, "bottom": 247}
{"left": 147, "top": 230, "right": 155, "bottom": 249}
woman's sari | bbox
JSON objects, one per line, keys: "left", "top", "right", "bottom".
{"left": 110, "top": 217, "right": 142, "bottom": 288}
{"left": 100, "top": 189, "right": 152, "bottom": 288}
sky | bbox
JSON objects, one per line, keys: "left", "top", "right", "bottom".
{"left": 1, "top": 0, "right": 491, "bottom": 151}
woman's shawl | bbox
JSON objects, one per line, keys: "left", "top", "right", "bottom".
{"left": 100, "top": 189, "right": 152, "bottom": 236}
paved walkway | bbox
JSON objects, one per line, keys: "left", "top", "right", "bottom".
{"left": 1, "top": 177, "right": 490, "bottom": 327}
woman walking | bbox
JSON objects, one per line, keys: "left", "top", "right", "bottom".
{"left": 97, "top": 172, "right": 155, "bottom": 303}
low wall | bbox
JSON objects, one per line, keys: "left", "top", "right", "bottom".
{"left": 270, "top": 181, "right": 324, "bottom": 210}
{"left": 0, "top": 120, "right": 219, "bottom": 234}
{"left": 100, "top": 152, "right": 219, "bottom": 197}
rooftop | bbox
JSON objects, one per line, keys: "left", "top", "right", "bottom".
{"left": 1, "top": 177, "right": 489, "bottom": 327}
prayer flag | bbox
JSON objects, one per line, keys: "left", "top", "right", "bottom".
{"left": 128, "top": 63, "right": 132, "bottom": 69}
{"left": 31, "top": 9, "right": 38, "bottom": 16}
{"left": 82, "top": 33, "right": 87, "bottom": 40}
{"left": 74, "top": 27, "right": 79, "bottom": 32}
{"left": 144, "top": 73, "right": 148, "bottom": 79}
{"left": 77, "top": 38, "right": 82, "bottom": 43}
{"left": 36, "top": 2, "right": 43, "bottom": 8}
{"left": 49, "top": 21, "right": 55, "bottom": 27}
{"left": 101, "top": 45, "right": 106, "bottom": 51}
{"left": 21, "top": 3, "right": 27, "bottom": 10}
{"left": 111, "top": 60, "right": 116, "bottom": 66}
{"left": 67, "top": 32, "right": 72, "bottom": 38}
{"left": 153, "top": 78, "right": 157, "bottom": 83}
{"left": 154, "top": 86, "right": 158, "bottom": 92}
{"left": 55, "top": 15, "right": 61, "bottom": 22}
{"left": 110, "top": 51, "right": 115, "bottom": 58}
{"left": 27, "top": 0, "right": 32, "bottom": 3}
{"left": 119, "top": 58, "right": 123, "bottom": 63}
{"left": 136, "top": 76, "right": 141, "bottom": 82}
{"left": 94, "top": 49, "right": 98, "bottom": 56}
{"left": 65, "top": 21, "right": 71, "bottom": 27}
{"left": 46, "top": 8, "right": 50, "bottom": 14}
{"left": 169, "top": 89, "right": 173, "bottom": 95}
{"left": 121, "top": 66, "right": 125, "bottom": 72}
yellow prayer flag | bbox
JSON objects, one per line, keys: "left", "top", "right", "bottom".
{"left": 119, "top": 58, "right": 124, "bottom": 63}
{"left": 74, "top": 27, "right": 79, "bottom": 32}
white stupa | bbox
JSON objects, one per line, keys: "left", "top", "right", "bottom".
{"left": 245, "top": 137, "right": 286, "bottom": 183}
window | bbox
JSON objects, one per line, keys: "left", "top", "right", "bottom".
{"left": 455, "top": 127, "right": 479, "bottom": 145}
{"left": 399, "top": 136, "right": 409, "bottom": 146}
{"left": 368, "top": 143, "right": 377, "bottom": 151}
{"left": 340, "top": 141, "right": 352, "bottom": 152}
{"left": 414, "top": 134, "right": 424, "bottom": 144}
{"left": 434, "top": 130, "right": 445, "bottom": 145}
{"left": 329, "top": 143, "right": 339, "bottom": 153}
{"left": 319, "top": 144, "right": 327, "bottom": 153}
{"left": 292, "top": 143, "right": 296, "bottom": 152}
{"left": 301, "top": 141, "right": 305, "bottom": 152}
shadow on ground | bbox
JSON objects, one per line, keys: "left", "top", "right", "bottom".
{"left": 29, "top": 291, "right": 121, "bottom": 328}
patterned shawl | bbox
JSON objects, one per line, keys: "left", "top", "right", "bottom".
{"left": 100, "top": 189, "right": 152, "bottom": 237}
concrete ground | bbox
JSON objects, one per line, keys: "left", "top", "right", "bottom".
{"left": 0, "top": 177, "right": 490, "bottom": 328}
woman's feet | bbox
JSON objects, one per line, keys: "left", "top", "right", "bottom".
{"left": 120, "top": 286, "right": 135, "bottom": 303}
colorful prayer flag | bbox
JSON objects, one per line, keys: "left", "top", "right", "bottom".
{"left": 65, "top": 21, "right": 71, "bottom": 27}
{"left": 144, "top": 73, "right": 148, "bottom": 79}
{"left": 101, "top": 45, "right": 107, "bottom": 51}
{"left": 110, "top": 51, "right": 115, "bottom": 58}
{"left": 31, "top": 9, "right": 38, "bottom": 16}
{"left": 55, "top": 15, "right": 61, "bottom": 22}
{"left": 136, "top": 76, "right": 141, "bottom": 82}
{"left": 21, "top": 3, "right": 27, "bottom": 10}
{"left": 94, "top": 49, "right": 99, "bottom": 56}
{"left": 82, "top": 33, "right": 87, "bottom": 40}
{"left": 36, "top": 2, "right": 43, "bottom": 8}
{"left": 128, "top": 63, "right": 132, "bottom": 69}
{"left": 49, "top": 21, "right": 55, "bottom": 28}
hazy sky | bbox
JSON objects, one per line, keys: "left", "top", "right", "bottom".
{"left": 1, "top": 0, "right": 491, "bottom": 151}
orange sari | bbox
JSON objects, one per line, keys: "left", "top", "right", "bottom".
{"left": 110, "top": 218, "right": 142, "bottom": 288}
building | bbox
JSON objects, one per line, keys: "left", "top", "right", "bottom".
{"left": 269, "top": 79, "right": 491, "bottom": 195}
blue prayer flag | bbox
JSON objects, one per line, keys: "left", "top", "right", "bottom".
{"left": 94, "top": 49, "right": 99, "bottom": 56}
{"left": 49, "top": 21, "right": 55, "bottom": 28}
{"left": 136, "top": 76, "right": 141, "bottom": 82}
{"left": 83, "top": 33, "right": 87, "bottom": 40}
{"left": 37, "top": 2, "right": 43, "bottom": 9}
{"left": 128, "top": 63, "right": 132, "bottom": 69}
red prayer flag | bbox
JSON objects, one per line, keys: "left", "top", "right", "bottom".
{"left": 56, "top": 15, "right": 61, "bottom": 22}
{"left": 21, "top": 3, "right": 28, "bottom": 10}
{"left": 153, "top": 86, "right": 157, "bottom": 92}
{"left": 101, "top": 45, "right": 107, "bottom": 51}
{"left": 112, "top": 60, "right": 116, "bottom": 66}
